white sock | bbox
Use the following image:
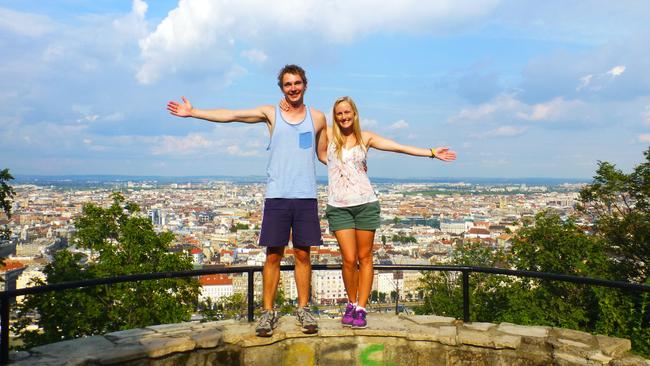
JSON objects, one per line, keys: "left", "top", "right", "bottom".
{"left": 356, "top": 306, "right": 366, "bottom": 312}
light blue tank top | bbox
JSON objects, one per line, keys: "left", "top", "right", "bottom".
{"left": 265, "top": 106, "right": 317, "bottom": 198}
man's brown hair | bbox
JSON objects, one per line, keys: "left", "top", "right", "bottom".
{"left": 277, "top": 64, "right": 307, "bottom": 88}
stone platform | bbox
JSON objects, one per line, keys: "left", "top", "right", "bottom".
{"left": 10, "top": 314, "right": 650, "bottom": 365}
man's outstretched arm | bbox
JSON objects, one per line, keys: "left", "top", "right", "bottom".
{"left": 167, "top": 96, "right": 274, "bottom": 125}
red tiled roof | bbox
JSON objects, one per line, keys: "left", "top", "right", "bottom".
{"left": 199, "top": 274, "right": 232, "bottom": 286}
{"left": 0, "top": 260, "right": 25, "bottom": 272}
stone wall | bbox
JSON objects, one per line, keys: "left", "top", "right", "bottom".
{"left": 11, "top": 314, "right": 650, "bottom": 365}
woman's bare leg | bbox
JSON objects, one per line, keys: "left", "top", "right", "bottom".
{"left": 335, "top": 229, "right": 359, "bottom": 303}
{"left": 355, "top": 229, "right": 376, "bottom": 308}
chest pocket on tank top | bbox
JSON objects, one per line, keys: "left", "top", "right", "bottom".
{"left": 299, "top": 131, "right": 313, "bottom": 149}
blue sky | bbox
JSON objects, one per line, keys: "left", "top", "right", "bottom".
{"left": 1, "top": 0, "right": 649, "bottom": 179}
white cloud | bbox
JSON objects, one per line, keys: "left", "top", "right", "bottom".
{"left": 226, "top": 144, "right": 261, "bottom": 157}
{"left": 136, "top": 0, "right": 500, "bottom": 84}
{"left": 576, "top": 64, "right": 627, "bottom": 92}
{"left": 112, "top": 0, "right": 149, "bottom": 39}
{"left": 607, "top": 65, "right": 626, "bottom": 77}
{"left": 361, "top": 118, "right": 378, "bottom": 129}
{"left": 0, "top": 7, "right": 56, "bottom": 37}
{"left": 483, "top": 125, "right": 527, "bottom": 138}
{"left": 639, "top": 134, "right": 650, "bottom": 143}
{"left": 241, "top": 49, "right": 268, "bottom": 64}
{"left": 152, "top": 133, "right": 214, "bottom": 155}
{"left": 450, "top": 94, "right": 586, "bottom": 124}
{"left": 388, "top": 119, "right": 409, "bottom": 130}
{"left": 449, "top": 94, "right": 524, "bottom": 122}
{"left": 518, "top": 97, "right": 585, "bottom": 122}
{"left": 643, "top": 106, "right": 650, "bottom": 126}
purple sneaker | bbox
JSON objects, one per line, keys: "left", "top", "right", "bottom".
{"left": 341, "top": 303, "right": 355, "bottom": 327}
{"left": 352, "top": 308, "right": 367, "bottom": 329}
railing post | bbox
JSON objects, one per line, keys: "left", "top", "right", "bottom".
{"left": 1, "top": 296, "right": 9, "bottom": 365}
{"left": 247, "top": 270, "right": 254, "bottom": 322}
{"left": 462, "top": 270, "right": 470, "bottom": 323}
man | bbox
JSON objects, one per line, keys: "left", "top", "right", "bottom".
{"left": 167, "top": 65, "right": 327, "bottom": 337}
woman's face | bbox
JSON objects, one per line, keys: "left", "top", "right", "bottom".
{"left": 334, "top": 101, "right": 355, "bottom": 130}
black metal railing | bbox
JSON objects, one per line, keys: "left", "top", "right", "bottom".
{"left": 1, "top": 264, "right": 650, "bottom": 364}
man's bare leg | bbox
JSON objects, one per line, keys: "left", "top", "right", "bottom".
{"left": 293, "top": 245, "right": 312, "bottom": 307}
{"left": 262, "top": 246, "right": 285, "bottom": 310}
{"left": 293, "top": 245, "right": 318, "bottom": 333}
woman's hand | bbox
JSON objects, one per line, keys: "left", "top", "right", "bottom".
{"left": 167, "top": 96, "right": 193, "bottom": 118}
{"left": 433, "top": 147, "right": 457, "bottom": 162}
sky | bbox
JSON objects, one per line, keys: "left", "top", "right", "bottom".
{"left": 1, "top": 0, "right": 649, "bottom": 179}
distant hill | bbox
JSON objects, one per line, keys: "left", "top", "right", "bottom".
{"left": 14, "top": 175, "right": 589, "bottom": 188}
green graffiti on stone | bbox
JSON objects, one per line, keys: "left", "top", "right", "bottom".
{"left": 359, "top": 344, "right": 394, "bottom": 366}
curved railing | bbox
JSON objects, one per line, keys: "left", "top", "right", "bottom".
{"left": 1, "top": 264, "right": 649, "bottom": 364}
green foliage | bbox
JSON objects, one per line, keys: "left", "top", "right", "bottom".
{"left": 13, "top": 193, "right": 200, "bottom": 348}
{"left": 578, "top": 147, "right": 650, "bottom": 282}
{"left": 229, "top": 222, "right": 250, "bottom": 233}
{"left": 219, "top": 293, "right": 247, "bottom": 319}
{"left": 0, "top": 168, "right": 15, "bottom": 242}
{"left": 198, "top": 298, "right": 222, "bottom": 322}
{"left": 417, "top": 148, "right": 650, "bottom": 357}
{"left": 416, "top": 240, "right": 513, "bottom": 321}
{"left": 391, "top": 234, "right": 417, "bottom": 244}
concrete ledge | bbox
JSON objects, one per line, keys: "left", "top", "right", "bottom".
{"left": 10, "top": 314, "right": 648, "bottom": 365}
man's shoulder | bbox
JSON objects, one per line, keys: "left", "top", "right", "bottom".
{"left": 309, "top": 107, "right": 325, "bottom": 119}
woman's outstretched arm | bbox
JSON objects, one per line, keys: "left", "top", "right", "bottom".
{"left": 364, "top": 131, "right": 456, "bottom": 161}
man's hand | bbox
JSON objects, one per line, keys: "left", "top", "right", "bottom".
{"left": 278, "top": 98, "right": 291, "bottom": 112}
{"left": 167, "top": 96, "right": 193, "bottom": 118}
{"left": 433, "top": 147, "right": 457, "bottom": 162}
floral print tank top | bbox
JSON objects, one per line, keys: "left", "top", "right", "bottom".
{"left": 327, "top": 142, "right": 378, "bottom": 207}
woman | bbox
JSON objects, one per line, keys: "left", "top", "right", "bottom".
{"left": 282, "top": 95, "right": 456, "bottom": 327}
{"left": 321, "top": 96, "right": 456, "bottom": 328}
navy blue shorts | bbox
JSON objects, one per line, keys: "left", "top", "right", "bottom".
{"left": 259, "top": 198, "right": 323, "bottom": 247}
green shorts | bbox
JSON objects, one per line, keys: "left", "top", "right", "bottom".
{"left": 325, "top": 201, "right": 380, "bottom": 232}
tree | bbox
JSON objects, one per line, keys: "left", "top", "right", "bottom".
{"left": 218, "top": 293, "right": 247, "bottom": 319}
{"left": 576, "top": 147, "right": 650, "bottom": 355}
{"left": 14, "top": 193, "right": 200, "bottom": 348}
{"left": 416, "top": 240, "right": 513, "bottom": 321}
{"left": 378, "top": 292, "right": 387, "bottom": 303}
{"left": 0, "top": 168, "right": 15, "bottom": 242}
{"left": 506, "top": 212, "right": 607, "bottom": 329}
{"left": 370, "top": 290, "right": 379, "bottom": 303}
{"left": 578, "top": 147, "right": 650, "bottom": 283}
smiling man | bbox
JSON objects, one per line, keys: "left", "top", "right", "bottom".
{"left": 167, "top": 65, "right": 327, "bottom": 336}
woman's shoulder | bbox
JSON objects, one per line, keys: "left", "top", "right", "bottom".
{"left": 361, "top": 130, "right": 377, "bottom": 143}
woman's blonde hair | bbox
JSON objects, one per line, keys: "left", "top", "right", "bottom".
{"left": 332, "top": 96, "right": 365, "bottom": 161}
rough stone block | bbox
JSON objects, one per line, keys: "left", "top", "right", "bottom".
{"left": 553, "top": 327, "right": 596, "bottom": 344}
{"left": 405, "top": 325, "right": 441, "bottom": 342}
{"left": 31, "top": 335, "right": 116, "bottom": 362}
{"left": 554, "top": 351, "right": 594, "bottom": 366}
{"left": 105, "top": 328, "right": 155, "bottom": 342}
{"left": 96, "top": 344, "right": 148, "bottom": 365}
{"left": 139, "top": 336, "right": 196, "bottom": 358}
{"left": 463, "top": 322, "right": 495, "bottom": 331}
{"left": 190, "top": 328, "right": 223, "bottom": 349}
{"left": 497, "top": 322, "right": 549, "bottom": 338}
{"left": 146, "top": 323, "right": 194, "bottom": 333}
{"left": 400, "top": 314, "right": 456, "bottom": 326}
{"left": 458, "top": 328, "right": 494, "bottom": 348}
{"left": 596, "top": 335, "right": 631, "bottom": 357}
{"left": 588, "top": 350, "right": 613, "bottom": 365}
{"left": 438, "top": 325, "right": 458, "bottom": 346}
{"left": 492, "top": 334, "right": 522, "bottom": 349}
{"left": 609, "top": 356, "right": 650, "bottom": 366}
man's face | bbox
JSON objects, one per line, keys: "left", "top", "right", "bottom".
{"left": 281, "top": 73, "right": 306, "bottom": 105}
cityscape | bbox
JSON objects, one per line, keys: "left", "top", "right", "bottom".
{"left": 0, "top": 176, "right": 586, "bottom": 313}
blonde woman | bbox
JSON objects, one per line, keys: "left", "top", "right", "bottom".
{"left": 282, "top": 96, "right": 456, "bottom": 328}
